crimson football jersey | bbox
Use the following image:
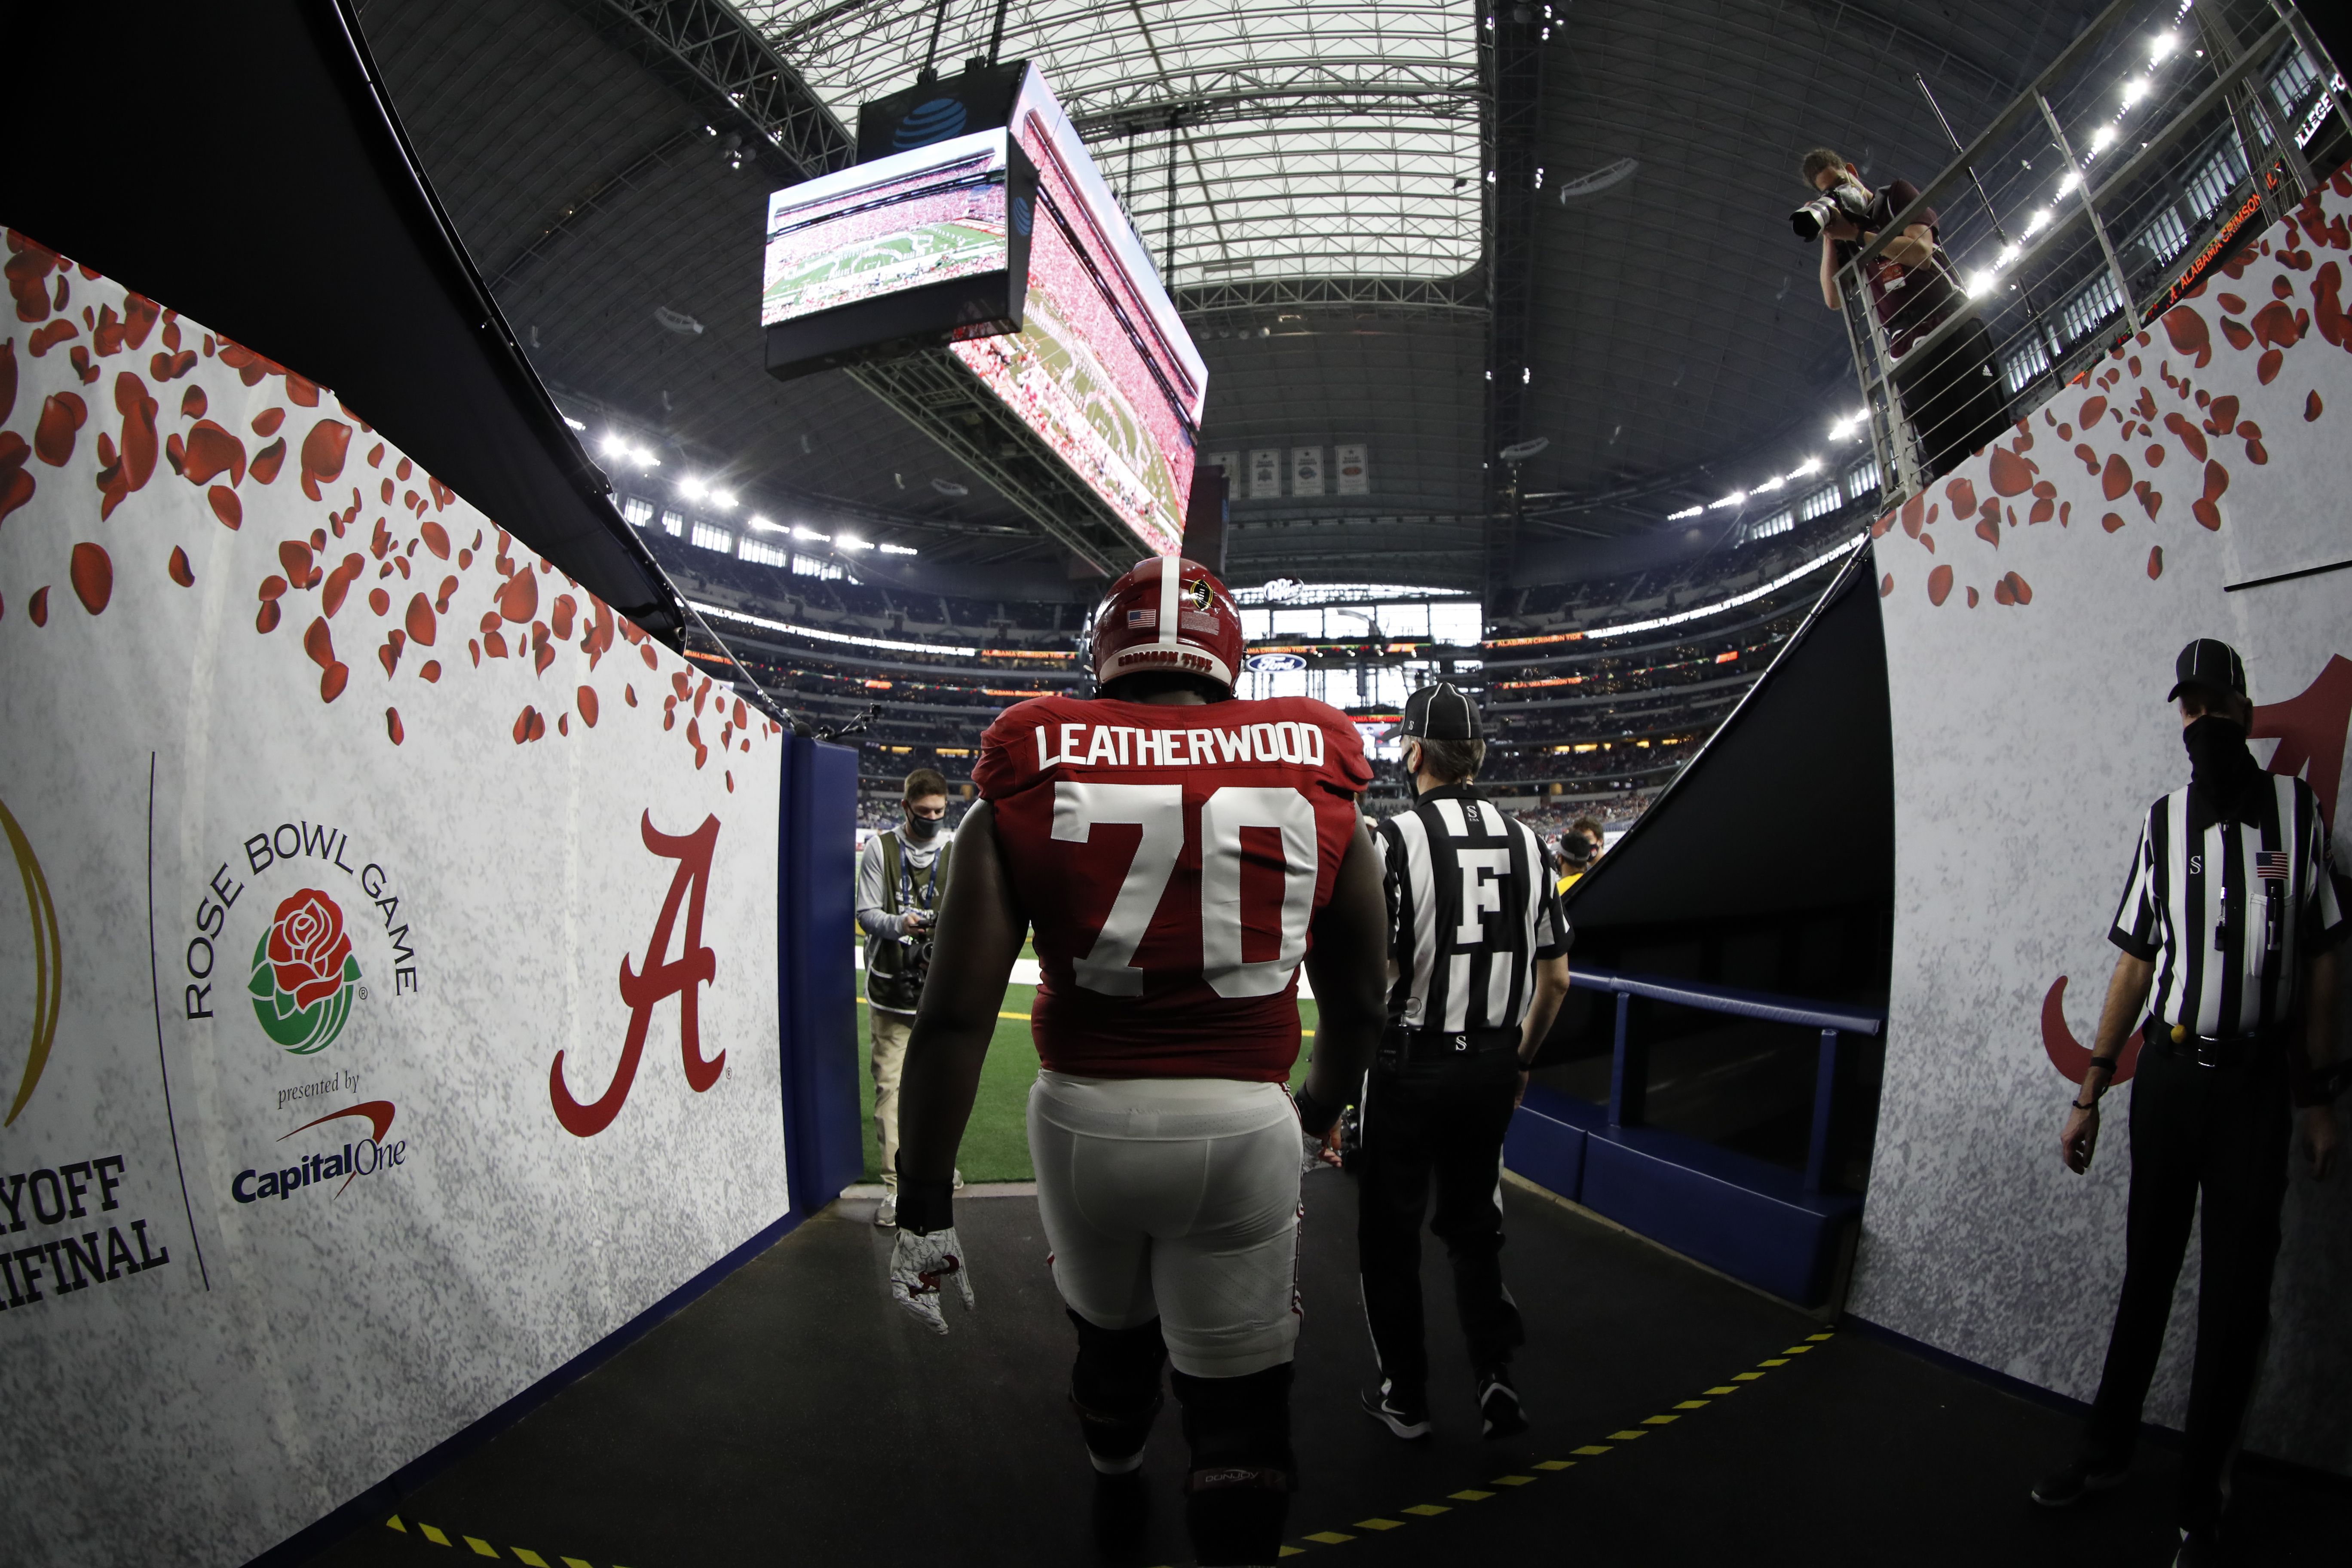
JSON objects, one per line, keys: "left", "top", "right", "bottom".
{"left": 974, "top": 692, "right": 1373, "bottom": 1080}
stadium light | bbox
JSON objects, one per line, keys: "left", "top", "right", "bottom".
{"left": 1828, "top": 408, "right": 1867, "bottom": 440}
{"left": 838, "top": 534, "right": 874, "bottom": 551}
{"left": 562, "top": 416, "right": 587, "bottom": 432}
{"left": 791, "top": 526, "right": 829, "bottom": 542}
{"left": 1707, "top": 491, "right": 1745, "bottom": 509}
{"left": 679, "top": 477, "right": 708, "bottom": 501}
{"left": 747, "top": 515, "right": 784, "bottom": 532}
{"left": 879, "top": 543, "right": 919, "bottom": 556}
{"left": 1665, "top": 506, "right": 1703, "bottom": 521}
{"left": 2150, "top": 31, "right": 2177, "bottom": 63}
{"left": 711, "top": 489, "right": 737, "bottom": 509}
{"left": 2089, "top": 124, "right": 2117, "bottom": 153}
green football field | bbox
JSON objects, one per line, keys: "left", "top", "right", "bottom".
{"left": 855, "top": 984, "right": 1323, "bottom": 1183}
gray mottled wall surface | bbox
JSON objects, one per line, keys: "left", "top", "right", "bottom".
{"left": 1852, "top": 174, "right": 2352, "bottom": 1476}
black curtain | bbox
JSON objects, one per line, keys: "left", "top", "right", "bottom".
{"left": 0, "top": 0, "right": 683, "bottom": 640}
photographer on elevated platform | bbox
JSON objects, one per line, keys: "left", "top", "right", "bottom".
{"left": 1801, "top": 146, "right": 2008, "bottom": 481}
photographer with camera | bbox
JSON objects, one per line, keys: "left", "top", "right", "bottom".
{"left": 1799, "top": 146, "right": 2009, "bottom": 481}
{"left": 858, "top": 768, "right": 960, "bottom": 1227}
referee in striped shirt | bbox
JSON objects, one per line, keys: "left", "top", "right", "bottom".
{"left": 2036, "top": 639, "right": 2345, "bottom": 1565}
{"left": 1355, "top": 682, "right": 1571, "bottom": 1443}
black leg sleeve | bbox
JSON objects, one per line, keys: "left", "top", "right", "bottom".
{"left": 1069, "top": 1309, "right": 1168, "bottom": 1463}
{"left": 1172, "top": 1364, "right": 1295, "bottom": 1568}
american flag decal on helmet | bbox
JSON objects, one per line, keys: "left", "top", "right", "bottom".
{"left": 2255, "top": 850, "right": 2290, "bottom": 880}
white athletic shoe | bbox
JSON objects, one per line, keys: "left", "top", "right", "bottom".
{"left": 874, "top": 1193, "right": 897, "bottom": 1228}
{"left": 952, "top": 1168, "right": 965, "bottom": 1189}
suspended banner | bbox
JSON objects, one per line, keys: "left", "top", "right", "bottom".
{"left": 1852, "top": 175, "right": 2352, "bottom": 1476}
{"left": 1291, "top": 445, "right": 1326, "bottom": 496}
{"left": 1247, "top": 447, "right": 1282, "bottom": 499}
{"left": 1335, "top": 441, "right": 1370, "bottom": 496}
{"left": 0, "top": 230, "right": 790, "bottom": 1564}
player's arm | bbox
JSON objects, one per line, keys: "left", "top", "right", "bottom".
{"left": 897, "top": 801, "right": 1026, "bottom": 1210}
{"left": 1296, "top": 818, "right": 1387, "bottom": 1133}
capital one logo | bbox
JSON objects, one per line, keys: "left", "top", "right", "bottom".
{"left": 550, "top": 812, "right": 723, "bottom": 1136}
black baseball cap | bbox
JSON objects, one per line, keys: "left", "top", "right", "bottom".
{"left": 1401, "top": 682, "right": 1483, "bottom": 741}
{"left": 2165, "top": 638, "right": 2247, "bottom": 702}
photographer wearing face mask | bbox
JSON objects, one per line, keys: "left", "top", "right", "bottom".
{"left": 1800, "top": 146, "right": 2009, "bottom": 481}
{"left": 858, "top": 769, "right": 960, "bottom": 1227}
{"left": 2034, "top": 640, "right": 2344, "bottom": 1566}
{"left": 1554, "top": 817, "right": 1605, "bottom": 895}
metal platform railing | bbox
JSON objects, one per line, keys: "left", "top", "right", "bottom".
{"left": 1568, "top": 967, "right": 1886, "bottom": 1194}
{"left": 1834, "top": 0, "right": 2351, "bottom": 504}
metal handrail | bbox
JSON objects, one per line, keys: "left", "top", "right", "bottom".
{"left": 1569, "top": 966, "right": 1884, "bottom": 1036}
{"left": 1561, "top": 967, "right": 1886, "bottom": 1194}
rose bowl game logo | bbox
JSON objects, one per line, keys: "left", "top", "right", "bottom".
{"left": 247, "top": 888, "right": 361, "bottom": 1054}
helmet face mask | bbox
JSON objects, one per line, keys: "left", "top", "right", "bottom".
{"left": 1090, "top": 557, "right": 1244, "bottom": 698}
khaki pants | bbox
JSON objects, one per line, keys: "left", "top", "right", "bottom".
{"left": 870, "top": 1008, "right": 915, "bottom": 1192}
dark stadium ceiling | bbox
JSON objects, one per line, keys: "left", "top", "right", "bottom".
{"left": 356, "top": 0, "right": 2104, "bottom": 595}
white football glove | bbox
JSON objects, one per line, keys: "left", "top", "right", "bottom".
{"left": 888, "top": 1224, "right": 977, "bottom": 1335}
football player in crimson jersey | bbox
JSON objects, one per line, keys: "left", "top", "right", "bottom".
{"left": 886, "top": 557, "right": 1389, "bottom": 1566}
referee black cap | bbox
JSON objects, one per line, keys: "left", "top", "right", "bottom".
{"left": 2166, "top": 637, "right": 2248, "bottom": 702}
{"left": 1401, "top": 682, "right": 1483, "bottom": 741}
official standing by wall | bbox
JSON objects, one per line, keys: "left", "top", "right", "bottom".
{"left": 1356, "top": 683, "right": 1572, "bottom": 1442}
{"left": 2034, "top": 640, "right": 2344, "bottom": 1568}
{"left": 858, "top": 768, "right": 960, "bottom": 1228}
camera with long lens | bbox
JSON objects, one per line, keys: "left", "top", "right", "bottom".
{"left": 1791, "top": 181, "right": 1872, "bottom": 242}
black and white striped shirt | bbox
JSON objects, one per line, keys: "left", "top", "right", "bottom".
{"left": 2109, "top": 773, "right": 2346, "bottom": 1037}
{"left": 1375, "top": 787, "right": 1569, "bottom": 1034}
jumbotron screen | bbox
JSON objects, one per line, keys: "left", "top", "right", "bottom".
{"left": 952, "top": 69, "right": 1203, "bottom": 557}
{"left": 760, "top": 131, "right": 1014, "bottom": 328}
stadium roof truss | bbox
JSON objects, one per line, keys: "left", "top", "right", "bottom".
{"left": 737, "top": 0, "right": 1484, "bottom": 285}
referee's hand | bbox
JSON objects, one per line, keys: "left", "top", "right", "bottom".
{"left": 2060, "top": 1101, "right": 2101, "bottom": 1174}
{"left": 2301, "top": 1106, "right": 2339, "bottom": 1180}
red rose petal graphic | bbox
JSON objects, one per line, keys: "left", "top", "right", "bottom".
{"left": 68, "top": 542, "right": 111, "bottom": 613}
{"left": 28, "top": 586, "right": 47, "bottom": 625}
{"left": 182, "top": 420, "right": 246, "bottom": 486}
{"left": 1987, "top": 446, "right": 2034, "bottom": 496}
{"left": 2309, "top": 391, "right": 2325, "bottom": 421}
{"left": 420, "top": 519, "right": 450, "bottom": 559}
{"left": 34, "top": 391, "right": 87, "bottom": 466}
{"left": 279, "top": 539, "right": 315, "bottom": 587}
{"left": 378, "top": 628, "right": 405, "bottom": 678}
{"left": 256, "top": 600, "right": 282, "bottom": 634}
{"left": 251, "top": 407, "right": 285, "bottom": 438}
{"left": 298, "top": 418, "right": 352, "bottom": 502}
{"left": 386, "top": 708, "right": 404, "bottom": 745}
{"left": 420, "top": 660, "right": 441, "bottom": 683}
{"left": 2148, "top": 546, "right": 2163, "bottom": 579}
{"left": 250, "top": 437, "right": 286, "bottom": 485}
{"left": 625, "top": 684, "right": 638, "bottom": 707}
{"left": 0, "top": 432, "right": 34, "bottom": 525}
{"left": 2079, "top": 395, "right": 2107, "bottom": 426}
{"left": 2100, "top": 453, "right": 2132, "bottom": 501}
{"left": 1994, "top": 576, "right": 2014, "bottom": 606}
{"left": 208, "top": 485, "right": 242, "bottom": 529}
{"left": 303, "top": 617, "right": 337, "bottom": 671}
{"left": 496, "top": 567, "right": 538, "bottom": 624}
{"left": 577, "top": 686, "right": 600, "bottom": 726}
{"left": 2005, "top": 571, "right": 2033, "bottom": 605}
{"left": 1966, "top": 586, "right": 1980, "bottom": 607}
{"left": 320, "top": 662, "right": 349, "bottom": 703}
{"left": 168, "top": 546, "right": 194, "bottom": 587}
{"left": 550, "top": 594, "right": 576, "bottom": 640}
{"left": 368, "top": 587, "right": 390, "bottom": 616}
{"left": 405, "top": 593, "right": 437, "bottom": 646}
{"left": 1944, "top": 476, "right": 1977, "bottom": 515}
{"left": 1926, "top": 565, "right": 1953, "bottom": 606}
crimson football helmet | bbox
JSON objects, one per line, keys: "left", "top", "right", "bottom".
{"left": 1089, "top": 557, "right": 1245, "bottom": 695}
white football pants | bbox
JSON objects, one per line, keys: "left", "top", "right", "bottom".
{"left": 1027, "top": 1072, "right": 1304, "bottom": 1378}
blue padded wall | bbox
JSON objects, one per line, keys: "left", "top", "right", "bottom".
{"left": 780, "top": 735, "right": 865, "bottom": 1216}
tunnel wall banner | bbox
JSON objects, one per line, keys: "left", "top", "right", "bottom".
{"left": 1853, "top": 171, "right": 2352, "bottom": 1475}
{"left": 0, "top": 230, "right": 791, "bottom": 1564}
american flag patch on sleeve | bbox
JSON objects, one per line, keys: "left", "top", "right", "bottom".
{"left": 2255, "top": 850, "right": 2291, "bottom": 880}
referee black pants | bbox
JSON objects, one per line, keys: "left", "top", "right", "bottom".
{"left": 1355, "top": 1060, "right": 1526, "bottom": 1399}
{"left": 2082, "top": 1043, "right": 2291, "bottom": 1531}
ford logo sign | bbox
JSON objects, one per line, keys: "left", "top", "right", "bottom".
{"left": 1245, "top": 652, "right": 1306, "bottom": 673}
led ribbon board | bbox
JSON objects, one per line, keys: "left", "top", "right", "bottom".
{"left": 761, "top": 128, "right": 1035, "bottom": 374}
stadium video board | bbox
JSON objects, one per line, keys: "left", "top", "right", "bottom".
{"left": 762, "top": 63, "right": 1205, "bottom": 560}
{"left": 949, "top": 67, "right": 1205, "bottom": 558}
{"left": 761, "top": 128, "right": 1034, "bottom": 374}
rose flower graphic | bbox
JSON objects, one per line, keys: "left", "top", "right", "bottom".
{"left": 248, "top": 888, "right": 362, "bottom": 1054}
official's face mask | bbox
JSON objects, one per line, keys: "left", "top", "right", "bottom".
{"left": 2182, "top": 712, "right": 2256, "bottom": 804}
{"left": 904, "top": 809, "right": 943, "bottom": 842}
